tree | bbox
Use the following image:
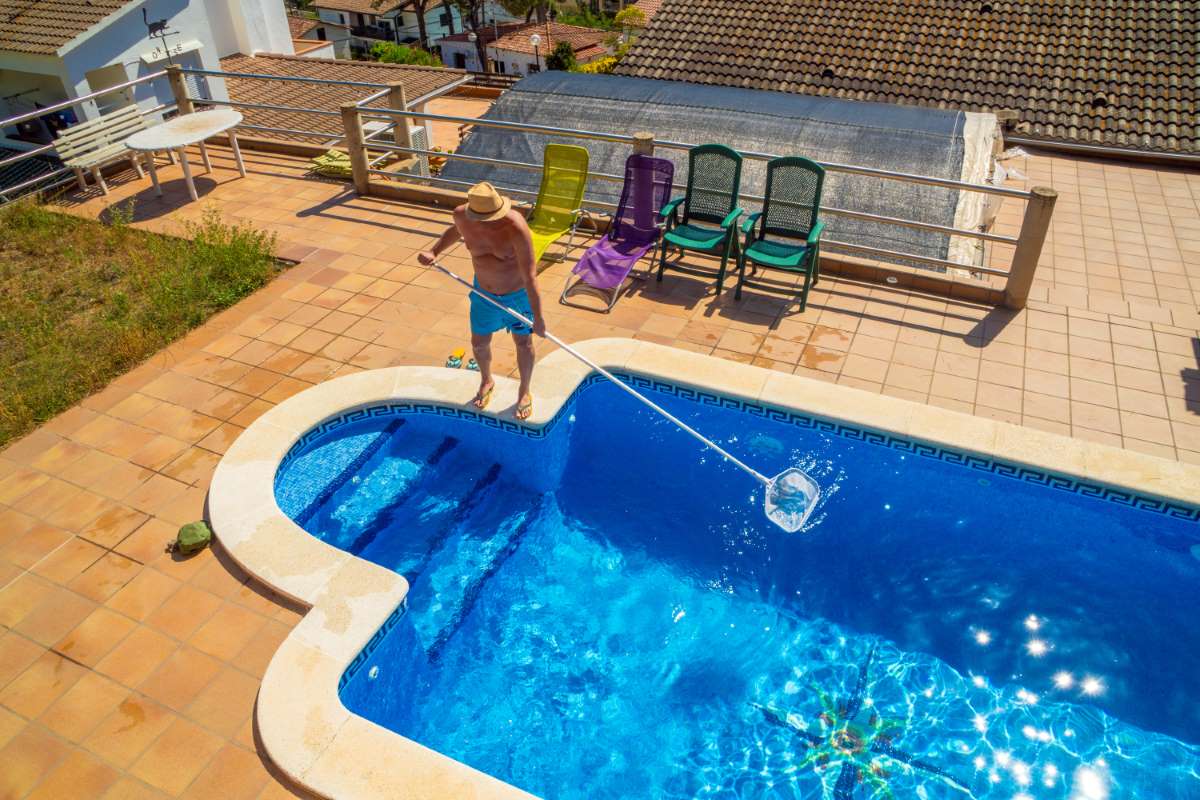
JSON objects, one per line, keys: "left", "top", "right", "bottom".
{"left": 370, "top": 41, "right": 442, "bottom": 66}
{"left": 613, "top": 5, "right": 645, "bottom": 29}
{"left": 452, "top": 0, "right": 491, "bottom": 69}
{"left": 409, "top": 0, "right": 432, "bottom": 50}
{"left": 500, "top": 0, "right": 551, "bottom": 23}
{"left": 545, "top": 41, "right": 576, "bottom": 71}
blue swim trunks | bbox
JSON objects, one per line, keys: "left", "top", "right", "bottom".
{"left": 470, "top": 280, "right": 533, "bottom": 336}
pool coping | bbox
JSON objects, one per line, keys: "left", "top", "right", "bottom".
{"left": 208, "top": 337, "right": 1200, "bottom": 800}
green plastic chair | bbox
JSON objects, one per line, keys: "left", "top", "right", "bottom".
{"left": 528, "top": 143, "right": 591, "bottom": 263}
{"left": 656, "top": 144, "right": 744, "bottom": 293}
{"left": 735, "top": 156, "right": 825, "bottom": 310}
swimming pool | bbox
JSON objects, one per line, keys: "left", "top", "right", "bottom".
{"left": 272, "top": 371, "right": 1200, "bottom": 799}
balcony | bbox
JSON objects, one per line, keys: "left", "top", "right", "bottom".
{"left": 350, "top": 23, "right": 394, "bottom": 41}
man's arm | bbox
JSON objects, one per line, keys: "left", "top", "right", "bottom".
{"left": 512, "top": 216, "right": 544, "bottom": 337}
{"left": 417, "top": 212, "right": 463, "bottom": 265}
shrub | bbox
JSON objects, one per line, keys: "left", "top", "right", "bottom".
{"left": 545, "top": 41, "right": 577, "bottom": 71}
{"left": 369, "top": 41, "right": 442, "bottom": 67}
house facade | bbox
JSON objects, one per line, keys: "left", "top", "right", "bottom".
{"left": 287, "top": 13, "right": 348, "bottom": 59}
{"left": 437, "top": 21, "right": 609, "bottom": 76}
{"left": 0, "top": 0, "right": 293, "bottom": 150}
{"left": 311, "top": 0, "right": 463, "bottom": 56}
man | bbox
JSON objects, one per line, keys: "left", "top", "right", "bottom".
{"left": 418, "top": 182, "right": 545, "bottom": 421}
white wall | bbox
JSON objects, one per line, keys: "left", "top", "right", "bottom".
{"left": 57, "top": 0, "right": 229, "bottom": 122}
{"left": 218, "top": 0, "right": 294, "bottom": 55}
{"left": 437, "top": 40, "right": 602, "bottom": 75}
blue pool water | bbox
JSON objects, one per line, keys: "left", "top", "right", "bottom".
{"left": 275, "top": 376, "right": 1200, "bottom": 799}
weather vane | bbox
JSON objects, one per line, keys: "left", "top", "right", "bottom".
{"left": 143, "top": 8, "right": 180, "bottom": 64}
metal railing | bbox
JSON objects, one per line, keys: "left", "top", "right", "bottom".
{"left": 0, "top": 71, "right": 171, "bottom": 203}
{"left": 348, "top": 105, "right": 1049, "bottom": 288}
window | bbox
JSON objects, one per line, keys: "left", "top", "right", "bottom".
{"left": 454, "top": 52, "right": 467, "bottom": 69}
{"left": 527, "top": 62, "right": 540, "bottom": 74}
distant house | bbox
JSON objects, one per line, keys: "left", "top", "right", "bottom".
{"left": 615, "top": 0, "right": 1198, "bottom": 156}
{"left": 287, "top": 13, "right": 349, "bottom": 59}
{"left": 437, "top": 22, "right": 609, "bottom": 76}
{"left": 0, "top": 0, "right": 292, "bottom": 149}
{"left": 310, "top": 0, "right": 466, "bottom": 55}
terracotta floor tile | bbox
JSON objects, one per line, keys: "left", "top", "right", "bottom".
{"left": 884, "top": 364, "right": 934, "bottom": 394}
{"left": 54, "top": 606, "right": 137, "bottom": 667}
{"left": 189, "top": 602, "right": 269, "bottom": 661}
{"left": 84, "top": 695, "right": 177, "bottom": 770}
{"left": 180, "top": 743, "right": 270, "bottom": 800}
{"left": 29, "top": 439, "right": 91, "bottom": 473}
{"left": 929, "top": 373, "right": 976, "bottom": 403}
{"left": 797, "top": 345, "right": 846, "bottom": 373}
{"left": 79, "top": 505, "right": 149, "bottom": 549}
{"left": 162, "top": 448, "right": 222, "bottom": 486}
{"left": 39, "top": 670, "right": 131, "bottom": 743}
{"left": 0, "top": 723, "right": 71, "bottom": 799}
{"left": 95, "top": 625, "right": 179, "bottom": 689}
{"left": 0, "top": 649, "right": 88, "bottom": 718}
{"left": 1116, "top": 386, "right": 1168, "bottom": 418}
{"left": 0, "top": 467, "right": 51, "bottom": 505}
{"left": 185, "top": 666, "right": 260, "bottom": 737}
{"left": 145, "top": 583, "right": 223, "bottom": 642}
{"left": 0, "top": 705, "right": 21, "bottom": 750}
{"left": 31, "top": 536, "right": 106, "bottom": 585}
{"left": 129, "top": 435, "right": 191, "bottom": 472}
{"left": 231, "top": 619, "right": 291, "bottom": 679}
{"left": 123, "top": 474, "right": 190, "bottom": 516}
{"left": 0, "top": 522, "right": 72, "bottom": 571}
{"left": 0, "top": 630, "right": 43, "bottom": 689}
{"left": 138, "top": 646, "right": 222, "bottom": 712}
{"left": 14, "top": 585, "right": 97, "bottom": 647}
{"left": 129, "top": 715, "right": 224, "bottom": 795}
{"left": 70, "top": 552, "right": 141, "bottom": 603}
{"left": 1071, "top": 401, "right": 1123, "bottom": 434}
{"left": 106, "top": 569, "right": 181, "bottom": 622}
{"left": 100, "top": 777, "right": 172, "bottom": 799}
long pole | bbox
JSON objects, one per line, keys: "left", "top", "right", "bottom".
{"left": 431, "top": 262, "right": 771, "bottom": 487}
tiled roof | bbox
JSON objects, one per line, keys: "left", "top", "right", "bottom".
{"left": 615, "top": 0, "right": 1198, "bottom": 154}
{"left": 287, "top": 15, "right": 321, "bottom": 38}
{"left": 0, "top": 0, "right": 132, "bottom": 55}
{"left": 440, "top": 21, "right": 609, "bottom": 59}
{"left": 310, "top": 0, "right": 405, "bottom": 14}
{"left": 219, "top": 53, "right": 467, "bottom": 143}
{"left": 630, "top": 0, "right": 662, "bottom": 22}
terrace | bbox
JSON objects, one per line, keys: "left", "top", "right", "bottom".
{"left": 0, "top": 65, "right": 1198, "bottom": 797}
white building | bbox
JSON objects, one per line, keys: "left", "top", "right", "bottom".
{"left": 312, "top": 0, "right": 457, "bottom": 56}
{"left": 0, "top": 0, "right": 292, "bottom": 150}
{"left": 437, "top": 21, "right": 609, "bottom": 76}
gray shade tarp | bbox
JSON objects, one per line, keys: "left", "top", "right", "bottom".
{"left": 442, "top": 72, "right": 994, "bottom": 266}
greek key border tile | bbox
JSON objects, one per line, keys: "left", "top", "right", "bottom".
{"left": 279, "top": 373, "right": 1200, "bottom": 524}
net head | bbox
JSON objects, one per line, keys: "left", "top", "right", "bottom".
{"left": 764, "top": 467, "right": 820, "bottom": 533}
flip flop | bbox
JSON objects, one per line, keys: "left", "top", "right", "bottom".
{"left": 470, "top": 382, "right": 495, "bottom": 410}
{"left": 466, "top": 358, "right": 479, "bottom": 372}
{"left": 445, "top": 347, "right": 466, "bottom": 368}
{"left": 515, "top": 395, "right": 533, "bottom": 421}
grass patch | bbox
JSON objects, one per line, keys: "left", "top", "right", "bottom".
{"left": 0, "top": 202, "right": 279, "bottom": 448}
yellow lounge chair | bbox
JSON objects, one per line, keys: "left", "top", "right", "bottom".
{"left": 527, "top": 143, "right": 591, "bottom": 263}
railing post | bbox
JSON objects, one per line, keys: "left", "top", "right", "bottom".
{"left": 387, "top": 82, "right": 411, "bottom": 151}
{"left": 165, "top": 64, "right": 194, "bottom": 115}
{"left": 1003, "top": 185, "right": 1057, "bottom": 310}
{"left": 632, "top": 131, "right": 654, "bottom": 156}
{"left": 340, "top": 103, "right": 370, "bottom": 195}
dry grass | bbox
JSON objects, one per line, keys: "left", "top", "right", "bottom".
{"left": 0, "top": 202, "right": 279, "bottom": 447}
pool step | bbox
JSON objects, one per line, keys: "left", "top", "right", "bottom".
{"left": 306, "top": 434, "right": 455, "bottom": 551}
{"left": 275, "top": 418, "right": 404, "bottom": 522}
{"left": 406, "top": 484, "right": 544, "bottom": 656}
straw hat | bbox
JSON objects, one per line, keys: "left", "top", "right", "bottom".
{"left": 464, "top": 181, "right": 512, "bottom": 222}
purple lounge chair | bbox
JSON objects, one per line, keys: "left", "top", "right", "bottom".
{"left": 560, "top": 154, "right": 674, "bottom": 312}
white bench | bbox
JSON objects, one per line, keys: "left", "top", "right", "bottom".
{"left": 54, "top": 105, "right": 161, "bottom": 195}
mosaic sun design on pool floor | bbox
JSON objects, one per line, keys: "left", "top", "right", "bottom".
{"left": 753, "top": 646, "right": 971, "bottom": 800}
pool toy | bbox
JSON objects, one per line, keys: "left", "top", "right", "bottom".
{"left": 446, "top": 348, "right": 466, "bottom": 368}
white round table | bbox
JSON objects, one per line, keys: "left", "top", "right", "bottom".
{"left": 125, "top": 108, "right": 246, "bottom": 201}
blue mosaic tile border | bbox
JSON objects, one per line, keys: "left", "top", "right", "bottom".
{"left": 282, "top": 372, "right": 1200, "bottom": 524}
{"left": 340, "top": 602, "right": 407, "bottom": 690}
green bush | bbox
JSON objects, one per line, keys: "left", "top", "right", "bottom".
{"left": 0, "top": 203, "right": 279, "bottom": 447}
{"left": 545, "top": 41, "right": 577, "bottom": 70}
{"left": 369, "top": 41, "right": 442, "bottom": 67}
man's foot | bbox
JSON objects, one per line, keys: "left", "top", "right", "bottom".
{"left": 515, "top": 393, "right": 533, "bottom": 421}
{"left": 470, "top": 381, "right": 495, "bottom": 410}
